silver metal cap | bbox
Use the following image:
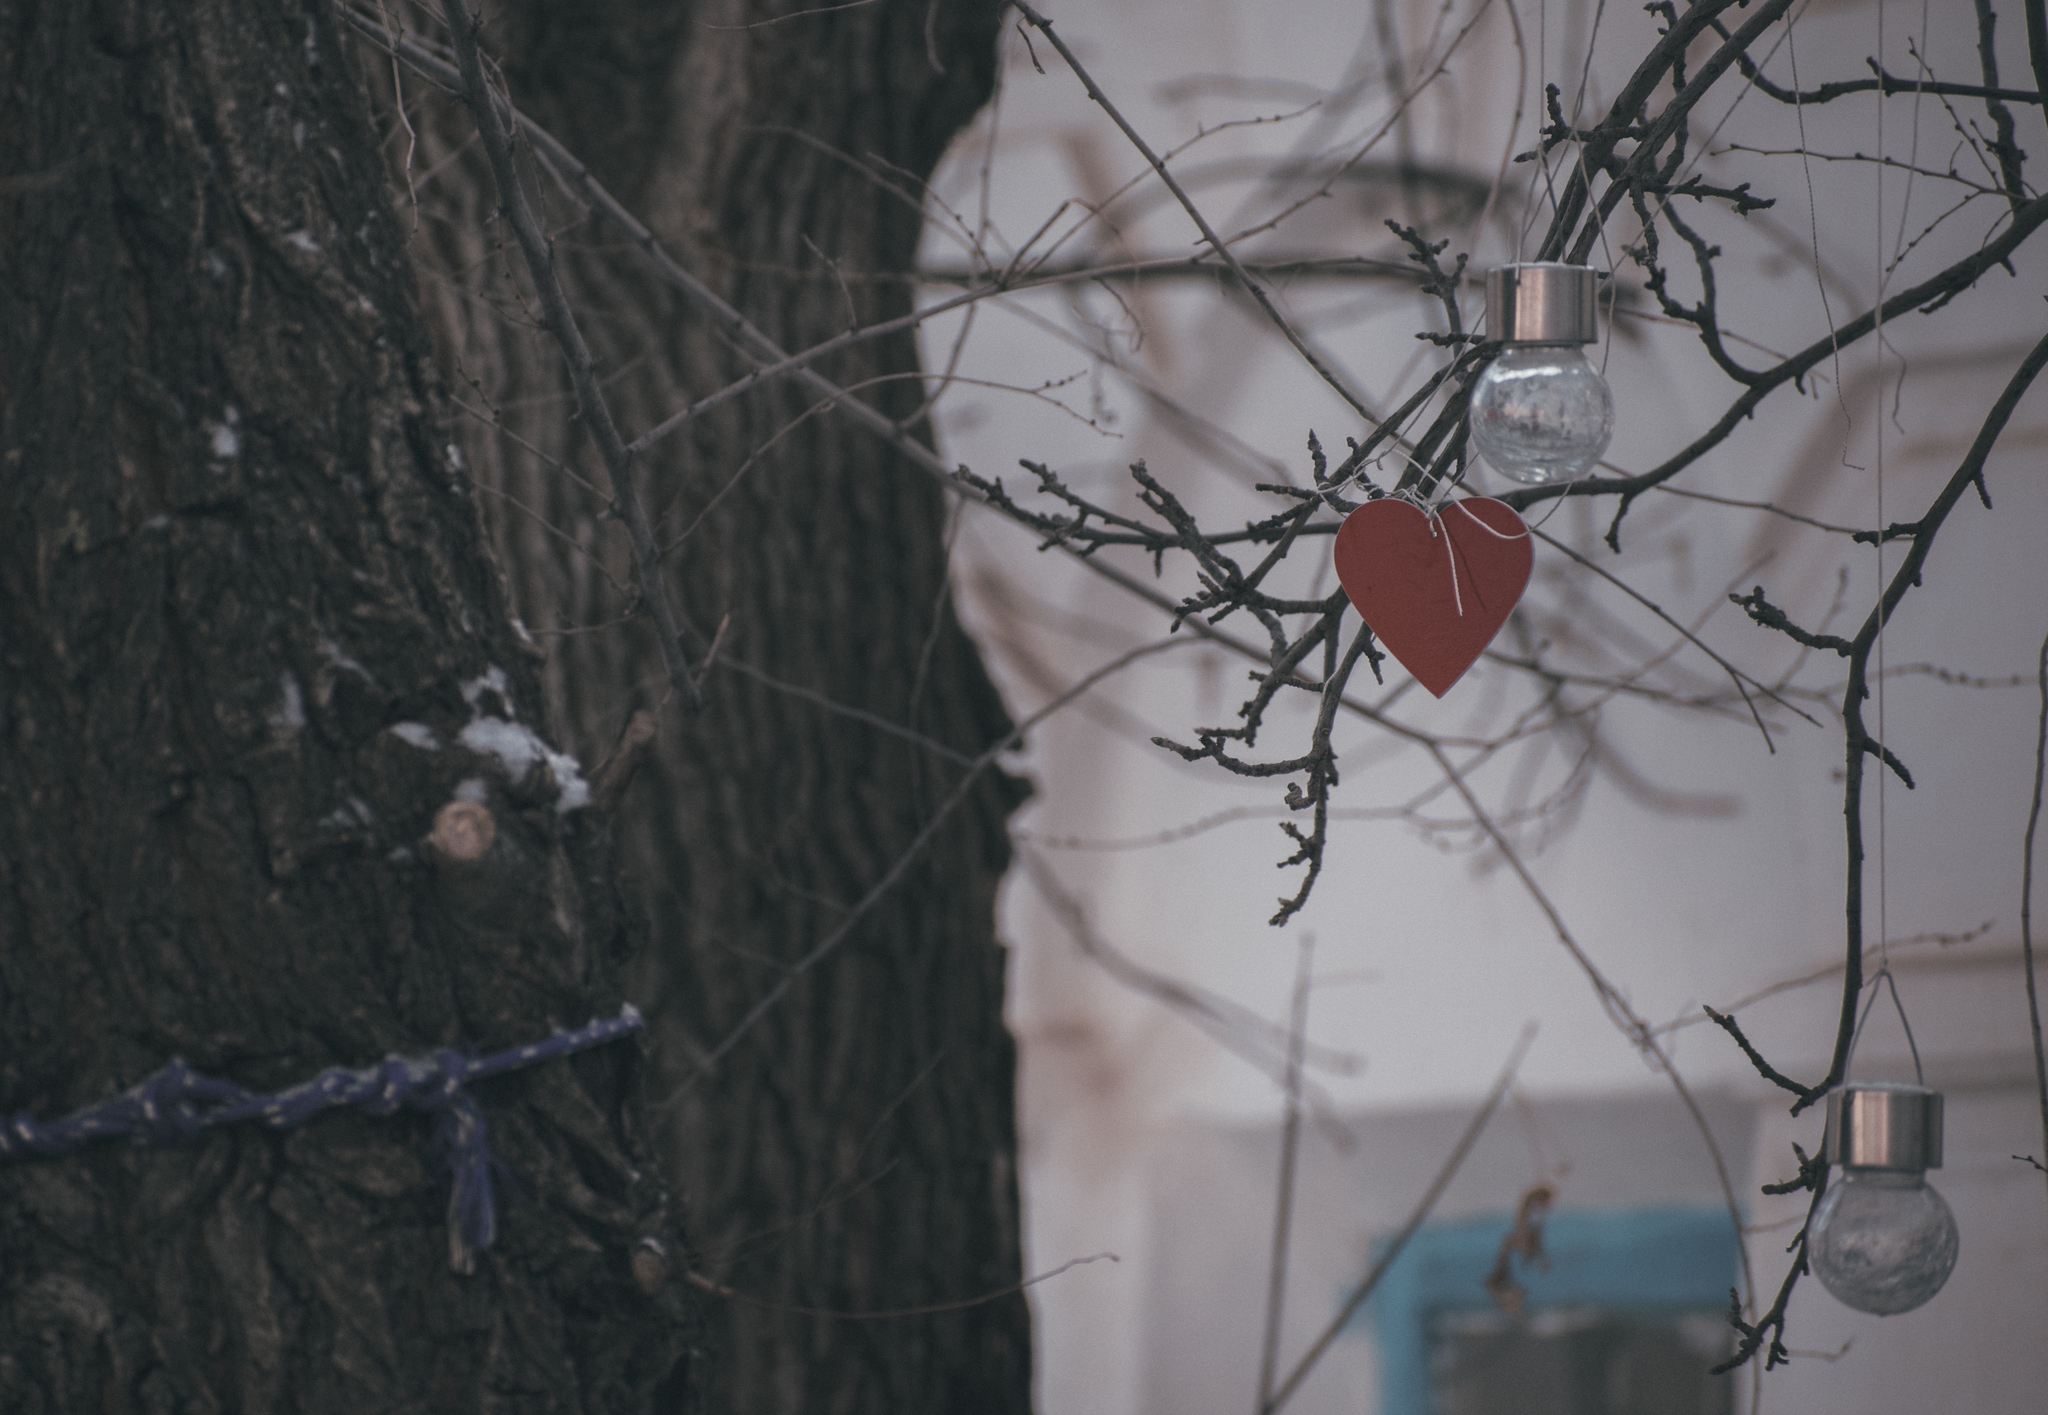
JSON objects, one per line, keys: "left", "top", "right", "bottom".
{"left": 1824, "top": 1084, "right": 1944, "bottom": 1171}
{"left": 1485, "top": 263, "right": 1601, "bottom": 344}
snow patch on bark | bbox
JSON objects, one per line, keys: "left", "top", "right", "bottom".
{"left": 321, "top": 637, "right": 375, "bottom": 683}
{"left": 461, "top": 665, "right": 513, "bottom": 715}
{"left": 451, "top": 666, "right": 588, "bottom": 810}
{"left": 388, "top": 722, "right": 440, "bottom": 751}
{"left": 458, "top": 718, "right": 590, "bottom": 812}
{"left": 209, "top": 406, "right": 241, "bottom": 460}
{"left": 320, "top": 797, "right": 374, "bottom": 831}
{"left": 268, "top": 673, "right": 305, "bottom": 732}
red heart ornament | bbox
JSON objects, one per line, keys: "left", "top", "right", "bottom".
{"left": 1332, "top": 497, "right": 1532, "bottom": 697}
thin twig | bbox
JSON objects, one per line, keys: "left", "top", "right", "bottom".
{"left": 684, "top": 1249, "right": 1116, "bottom": 1319}
{"left": 1263, "top": 1025, "right": 1537, "bottom": 1415}
{"left": 1532, "top": 529, "right": 1817, "bottom": 745}
{"left": 2024, "top": 628, "right": 2048, "bottom": 1205}
{"left": 1255, "top": 935, "right": 1316, "bottom": 1413}
{"left": 1018, "top": 850, "right": 1365, "bottom": 1085}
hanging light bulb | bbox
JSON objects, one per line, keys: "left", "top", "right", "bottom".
{"left": 1468, "top": 263, "right": 1614, "bottom": 485}
{"left": 1808, "top": 1083, "right": 1959, "bottom": 1315}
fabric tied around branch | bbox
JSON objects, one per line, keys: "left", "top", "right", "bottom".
{"left": 0, "top": 1004, "right": 643, "bottom": 1273}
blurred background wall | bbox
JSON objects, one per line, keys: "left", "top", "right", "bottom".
{"left": 910, "top": 2, "right": 2047, "bottom": 1411}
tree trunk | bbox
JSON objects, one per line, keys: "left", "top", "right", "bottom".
{"left": 0, "top": 2, "right": 691, "bottom": 1408}
{"left": 383, "top": 1, "right": 1034, "bottom": 1410}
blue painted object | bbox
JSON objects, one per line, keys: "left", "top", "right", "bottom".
{"left": 1355, "top": 1207, "right": 1739, "bottom": 1415}
{"left": 0, "top": 1004, "right": 643, "bottom": 1272}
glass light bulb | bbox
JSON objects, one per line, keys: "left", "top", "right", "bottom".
{"left": 1808, "top": 1166, "right": 1959, "bottom": 1315}
{"left": 1468, "top": 344, "right": 1614, "bottom": 485}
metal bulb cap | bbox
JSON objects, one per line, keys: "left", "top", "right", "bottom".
{"left": 1485, "top": 262, "right": 1602, "bottom": 345}
{"left": 1824, "top": 1083, "right": 1944, "bottom": 1171}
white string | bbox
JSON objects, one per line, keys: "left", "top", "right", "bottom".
{"left": 1444, "top": 517, "right": 1464, "bottom": 617}
{"left": 1523, "top": 486, "right": 1573, "bottom": 533}
{"left": 1515, "top": 0, "right": 1550, "bottom": 260}
{"left": 1436, "top": 498, "right": 1534, "bottom": 619}
{"left": 1446, "top": 498, "right": 1533, "bottom": 542}
{"left": 1785, "top": 6, "right": 1859, "bottom": 447}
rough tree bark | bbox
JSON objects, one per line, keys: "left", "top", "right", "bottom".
{"left": 381, "top": 2, "right": 1033, "bottom": 1412}
{"left": 0, "top": 2, "right": 692, "bottom": 1408}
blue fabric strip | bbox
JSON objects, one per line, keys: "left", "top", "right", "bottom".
{"left": 0, "top": 1004, "right": 644, "bottom": 1272}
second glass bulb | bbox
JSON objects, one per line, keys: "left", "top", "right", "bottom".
{"left": 1808, "top": 1166, "right": 1959, "bottom": 1315}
